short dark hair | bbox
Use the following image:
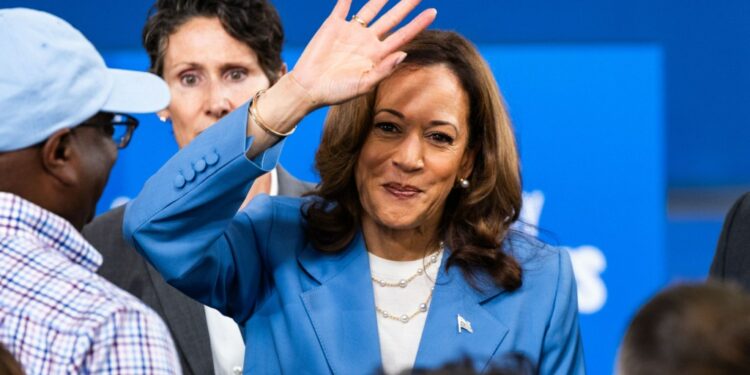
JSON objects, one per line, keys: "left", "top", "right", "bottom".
{"left": 408, "top": 354, "right": 535, "bottom": 375}
{"left": 305, "top": 30, "right": 524, "bottom": 292}
{"left": 618, "top": 282, "right": 750, "bottom": 375}
{"left": 142, "top": 0, "right": 284, "bottom": 83}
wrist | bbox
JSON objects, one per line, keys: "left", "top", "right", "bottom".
{"left": 254, "top": 73, "right": 317, "bottom": 134}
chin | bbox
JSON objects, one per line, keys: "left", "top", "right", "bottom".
{"left": 373, "top": 212, "right": 424, "bottom": 231}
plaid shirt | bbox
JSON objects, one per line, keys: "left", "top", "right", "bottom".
{"left": 0, "top": 193, "right": 181, "bottom": 374}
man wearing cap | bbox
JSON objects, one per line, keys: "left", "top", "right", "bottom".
{"left": 0, "top": 8, "right": 180, "bottom": 374}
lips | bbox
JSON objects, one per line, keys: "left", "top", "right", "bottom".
{"left": 382, "top": 182, "right": 422, "bottom": 199}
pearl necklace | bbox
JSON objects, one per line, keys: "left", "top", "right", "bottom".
{"left": 375, "top": 286, "right": 435, "bottom": 323}
{"left": 370, "top": 241, "right": 444, "bottom": 288}
{"left": 371, "top": 242, "right": 444, "bottom": 324}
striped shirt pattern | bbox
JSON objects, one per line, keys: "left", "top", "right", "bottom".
{"left": 0, "top": 193, "right": 181, "bottom": 374}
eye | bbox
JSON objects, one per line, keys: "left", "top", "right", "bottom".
{"left": 226, "top": 69, "right": 247, "bottom": 82}
{"left": 102, "top": 124, "right": 115, "bottom": 137}
{"left": 374, "top": 122, "right": 400, "bottom": 134}
{"left": 427, "top": 132, "right": 455, "bottom": 145}
{"left": 179, "top": 73, "right": 200, "bottom": 87}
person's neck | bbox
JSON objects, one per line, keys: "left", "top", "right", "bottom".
{"left": 362, "top": 216, "right": 441, "bottom": 261}
{"left": 240, "top": 172, "right": 272, "bottom": 210}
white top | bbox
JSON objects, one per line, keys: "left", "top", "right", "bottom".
{"left": 368, "top": 250, "right": 442, "bottom": 375}
{"left": 205, "top": 168, "right": 278, "bottom": 375}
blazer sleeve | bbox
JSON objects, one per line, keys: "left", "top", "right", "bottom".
{"left": 540, "top": 249, "right": 586, "bottom": 375}
{"left": 123, "top": 102, "right": 284, "bottom": 322}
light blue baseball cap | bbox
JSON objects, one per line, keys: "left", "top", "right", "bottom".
{"left": 0, "top": 8, "right": 170, "bottom": 152}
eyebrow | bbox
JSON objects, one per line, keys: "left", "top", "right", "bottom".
{"left": 168, "top": 61, "right": 256, "bottom": 72}
{"left": 375, "top": 108, "right": 460, "bottom": 132}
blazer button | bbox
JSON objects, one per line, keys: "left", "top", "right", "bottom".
{"left": 194, "top": 158, "right": 207, "bottom": 173}
{"left": 205, "top": 151, "right": 220, "bottom": 166}
{"left": 183, "top": 167, "right": 196, "bottom": 182}
{"left": 173, "top": 174, "right": 186, "bottom": 189}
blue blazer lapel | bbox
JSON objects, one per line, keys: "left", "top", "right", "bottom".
{"left": 414, "top": 251, "right": 510, "bottom": 372}
{"left": 298, "top": 233, "right": 382, "bottom": 374}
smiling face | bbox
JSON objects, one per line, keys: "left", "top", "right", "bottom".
{"left": 159, "top": 16, "right": 274, "bottom": 148}
{"left": 355, "top": 64, "right": 474, "bottom": 232}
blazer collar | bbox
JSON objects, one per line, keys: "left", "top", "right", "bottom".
{"left": 413, "top": 250, "right": 510, "bottom": 372}
{"left": 298, "top": 238, "right": 510, "bottom": 374}
{"left": 298, "top": 232, "right": 382, "bottom": 374}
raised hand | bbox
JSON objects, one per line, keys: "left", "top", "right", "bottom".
{"left": 290, "top": 0, "right": 437, "bottom": 107}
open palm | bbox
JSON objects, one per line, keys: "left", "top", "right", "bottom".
{"left": 291, "top": 0, "right": 437, "bottom": 106}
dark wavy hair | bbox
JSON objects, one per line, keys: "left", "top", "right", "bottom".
{"left": 142, "top": 0, "right": 284, "bottom": 83}
{"left": 304, "top": 30, "right": 523, "bottom": 291}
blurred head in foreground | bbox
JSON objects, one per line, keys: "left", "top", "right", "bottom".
{"left": 618, "top": 282, "right": 750, "bottom": 375}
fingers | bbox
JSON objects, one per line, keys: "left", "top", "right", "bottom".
{"left": 331, "top": 0, "right": 352, "bottom": 19}
{"left": 362, "top": 51, "right": 407, "bottom": 89}
{"left": 382, "top": 8, "right": 436, "bottom": 52}
{"left": 353, "top": 0, "right": 389, "bottom": 25}
{"left": 370, "top": 0, "right": 420, "bottom": 37}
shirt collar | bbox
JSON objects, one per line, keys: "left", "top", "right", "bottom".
{"left": 0, "top": 192, "right": 102, "bottom": 272}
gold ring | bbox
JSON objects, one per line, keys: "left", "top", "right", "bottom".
{"left": 351, "top": 14, "right": 368, "bottom": 28}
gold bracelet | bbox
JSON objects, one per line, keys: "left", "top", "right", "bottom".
{"left": 248, "top": 89, "right": 296, "bottom": 137}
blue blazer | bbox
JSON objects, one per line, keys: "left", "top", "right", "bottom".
{"left": 124, "top": 104, "right": 585, "bottom": 374}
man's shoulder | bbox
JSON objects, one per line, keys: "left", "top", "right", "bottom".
{"left": 727, "top": 192, "right": 750, "bottom": 224}
{"left": 716, "top": 192, "right": 750, "bottom": 252}
{"left": 1, "top": 246, "right": 162, "bottom": 335}
{"left": 84, "top": 205, "right": 126, "bottom": 235}
{"left": 1, "top": 258, "right": 177, "bottom": 374}
{"left": 82, "top": 205, "right": 134, "bottom": 262}
{"left": 711, "top": 192, "right": 750, "bottom": 285}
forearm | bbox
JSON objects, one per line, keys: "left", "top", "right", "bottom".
{"left": 124, "top": 103, "right": 277, "bottom": 286}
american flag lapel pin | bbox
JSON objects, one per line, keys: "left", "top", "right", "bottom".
{"left": 457, "top": 314, "right": 473, "bottom": 333}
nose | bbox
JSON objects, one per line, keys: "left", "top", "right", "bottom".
{"left": 205, "top": 81, "right": 234, "bottom": 120}
{"left": 391, "top": 133, "right": 424, "bottom": 173}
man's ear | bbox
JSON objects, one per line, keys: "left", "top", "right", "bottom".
{"left": 40, "top": 128, "right": 78, "bottom": 186}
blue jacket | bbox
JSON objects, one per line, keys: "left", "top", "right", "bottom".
{"left": 124, "top": 103, "right": 585, "bottom": 374}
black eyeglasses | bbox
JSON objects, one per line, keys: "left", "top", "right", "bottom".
{"left": 80, "top": 113, "right": 139, "bottom": 149}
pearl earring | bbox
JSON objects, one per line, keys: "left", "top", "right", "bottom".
{"left": 158, "top": 115, "right": 168, "bottom": 122}
{"left": 459, "top": 178, "right": 470, "bottom": 189}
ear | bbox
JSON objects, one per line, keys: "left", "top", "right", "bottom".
{"left": 40, "top": 128, "right": 79, "bottom": 186}
{"left": 157, "top": 109, "right": 171, "bottom": 122}
{"left": 279, "top": 62, "right": 288, "bottom": 77}
{"left": 459, "top": 148, "right": 476, "bottom": 180}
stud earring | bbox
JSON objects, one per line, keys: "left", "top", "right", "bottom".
{"left": 158, "top": 115, "right": 168, "bottom": 122}
{"left": 459, "top": 178, "right": 470, "bottom": 189}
